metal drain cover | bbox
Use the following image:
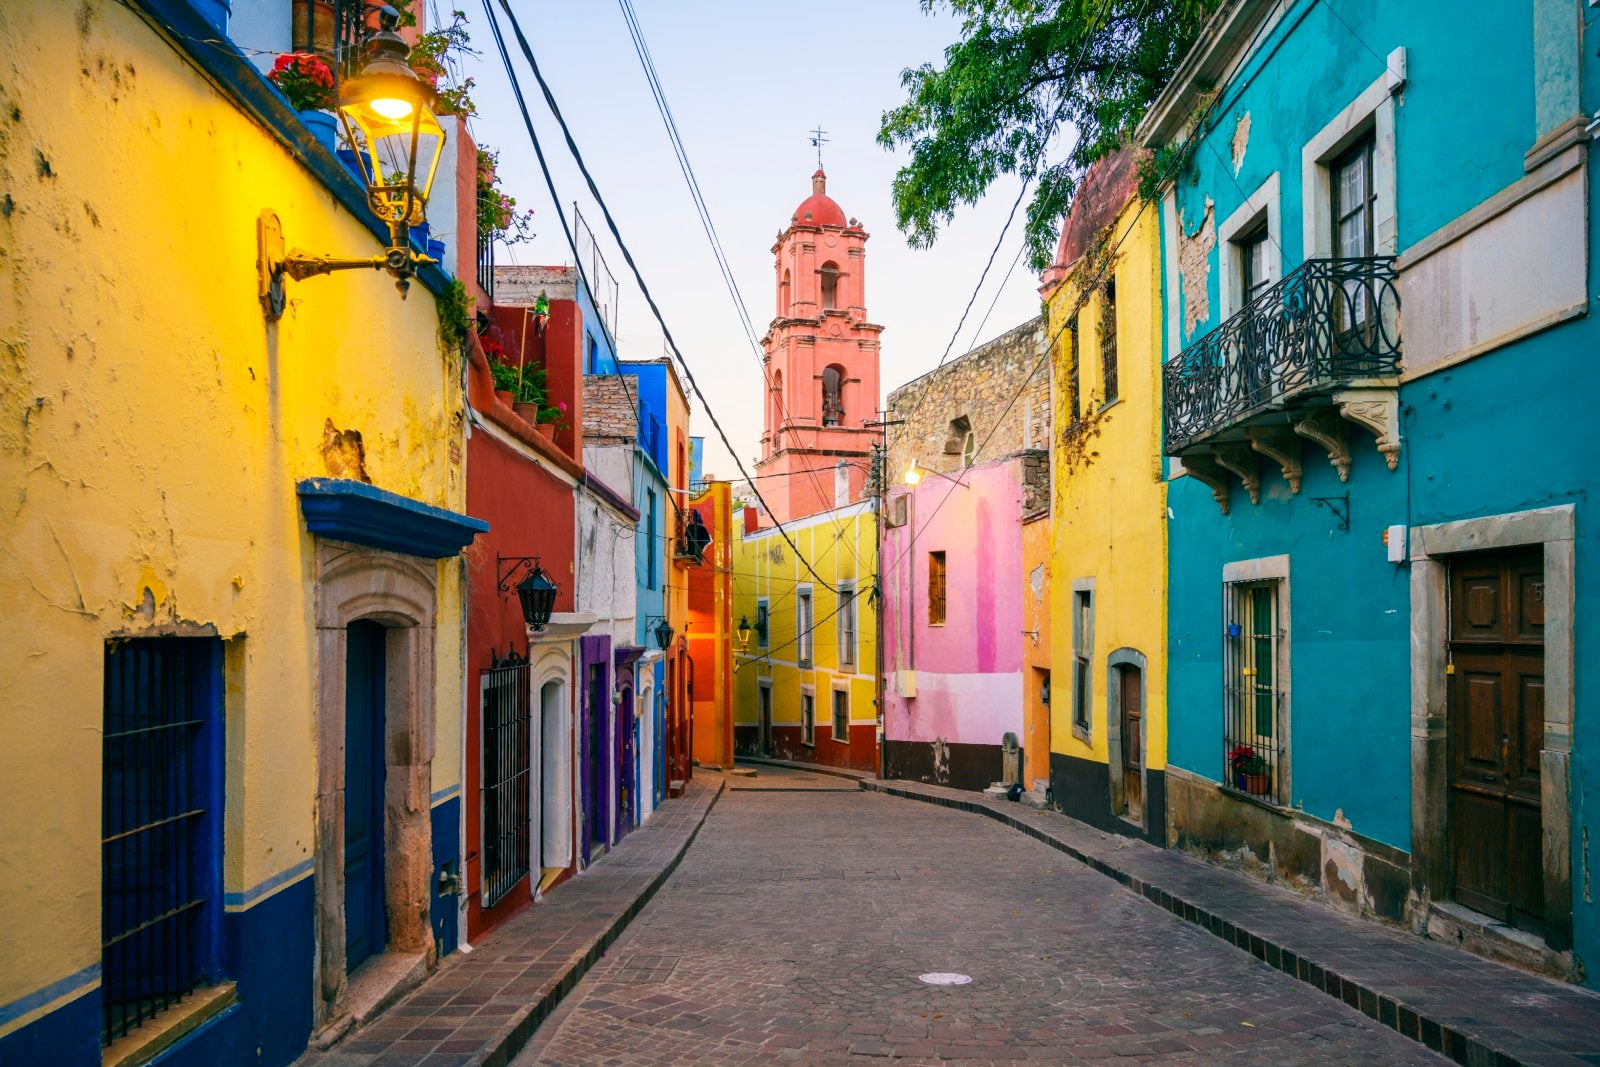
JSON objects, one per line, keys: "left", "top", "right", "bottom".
{"left": 918, "top": 972, "right": 973, "bottom": 986}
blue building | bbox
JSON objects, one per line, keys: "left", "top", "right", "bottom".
{"left": 1144, "top": 0, "right": 1597, "bottom": 982}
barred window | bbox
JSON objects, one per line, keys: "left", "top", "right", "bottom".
{"left": 102, "top": 637, "right": 223, "bottom": 1045}
{"left": 837, "top": 582, "right": 857, "bottom": 669}
{"left": 1224, "top": 579, "right": 1285, "bottom": 803}
{"left": 1066, "top": 314, "right": 1082, "bottom": 425}
{"left": 801, "top": 691, "right": 815, "bottom": 746}
{"left": 1100, "top": 279, "right": 1119, "bottom": 404}
{"left": 481, "top": 658, "right": 532, "bottom": 908}
{"left": 797, "top": 590, "right": 814, "bottom": 667}
{"left": 832, "top": 687, "right": 850, "bottom": 741}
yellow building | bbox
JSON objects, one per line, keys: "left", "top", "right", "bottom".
{"left": 0, "top": 4, "right": 480, "bottom": 1063}
{"left": 1042, "top": 150, "right": 1170, "bottom": 843}
{"left": 733, "top": 504, "right": 879, "bottom": 775}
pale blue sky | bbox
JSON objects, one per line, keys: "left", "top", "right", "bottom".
{"left": 452, "top": 0, "right": 1045, "bottom": 475}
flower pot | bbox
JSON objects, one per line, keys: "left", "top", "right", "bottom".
{"left": 535, "top": 424, "right": 557, "bottom": 442}
{"left": 300, "top": 109, "right": 337, "bottom": 152}
{"left": 494, "top": 389, "right": 514, "bottom": 408}
{"left": 336, "top": 147, "right": 362, "bottom": 177}
{"left": 409, "top": 222, "right": 430, "bottom": 248}
{"left": 1242, "top": 773, "right": 1271, "bottom": 797}
{"left": 427, "top": 237, "right": 447, "bottom": 264}
{"left": 513, "top": 401, "right": 539, "bottom": 423}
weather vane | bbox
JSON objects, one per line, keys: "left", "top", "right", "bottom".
{"left": 809, "top": 124, "right": 829, "bottom": 169}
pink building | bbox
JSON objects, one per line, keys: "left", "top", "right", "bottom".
{"left": 880, "top": 318, "right": 1051, "bottom": 791}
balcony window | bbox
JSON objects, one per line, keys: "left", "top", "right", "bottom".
{"left": 1239, "top": 225, "right": 1271, "bottom": 306}
{"left": 1333, "top": 134, "right": 1378, "bottom": 341}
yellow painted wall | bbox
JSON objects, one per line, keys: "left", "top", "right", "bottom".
{"left": 732, "top": 505, "right": 877, "bottom": 747}
{"left": 1046, "top": 197, "right": 1168, "bottom": 772}
{"left": 0, "top": 1, "right": 465, "bottom": 1030}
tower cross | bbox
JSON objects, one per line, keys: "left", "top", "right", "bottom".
{"left": 809, "top": 125, "right": 829, "bottom": 168}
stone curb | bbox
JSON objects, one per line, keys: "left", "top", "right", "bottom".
{"left": 473, "top": 777, "right": 726, "bottom": 1067}
{"left": 860, "top": 778, "right": 1553, "bottom": 1067}
{"left": 732, "top": 755, "right": 875, "bottom": 783}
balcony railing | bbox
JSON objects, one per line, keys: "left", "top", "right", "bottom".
{"left": 1163, "top": 257, "right": 1400, "bottom": 454}
{"left": 477, "top": 225, "right": 495, "bottom": 301}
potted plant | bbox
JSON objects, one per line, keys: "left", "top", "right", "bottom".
{"left": 535, "top": 400, "right": 569, "bottom": 441}
{"left": 1228, "top": 745, "right": 1272, "bottom": 797}
{"left": 488, "top": 357, "right": 561, "bottom": 435}
{"left": 477, "top": 148, "right": 537, "bottom": 249}
{"left": 268, "top": 52, "right": 337, "bottom": 150}
{"left": 409, "top": 10, "right": 478, "bottom": 116}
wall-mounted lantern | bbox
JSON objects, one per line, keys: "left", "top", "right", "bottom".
{"left": 500, "top": 555, "right": 558, "bottom": 630}
{"left": 647, "top": 615, "right": 675, "bottom": 650}
{"left": 903, "top": 459, "right": 922, "bottom": 486}
{"left": 257, "top": 6, "right": 445, "bottom": 318}
{"left": 734, "top": 615, "right": 752, "bottom": 652}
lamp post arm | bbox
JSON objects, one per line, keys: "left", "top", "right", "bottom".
{"left": 280, "top": 252, "right": 390, "bottom": 281}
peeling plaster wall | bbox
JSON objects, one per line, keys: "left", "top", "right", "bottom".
{"left": 0, "top": 0, "right": 465, "bottom": 1026}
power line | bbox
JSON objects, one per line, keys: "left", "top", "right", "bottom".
{"left": 613, "top": 0, "right": 870, "bottom": 576}
{"left": 484, "top": 0, "right": 842, "bottom": 594}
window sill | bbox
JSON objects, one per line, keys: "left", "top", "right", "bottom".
{"left": 831, "top": 733, "right": 851, "bottom": 744}
{"left": 1219, "top": 782, "right": 1291, "bottom": 814}
{"left": 1097, "top": 396, "right": 1123, "bottom": 415}
{"left": 103, "top": 983, "right": 237, "bottom": 1067}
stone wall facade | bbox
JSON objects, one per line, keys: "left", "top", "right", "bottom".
{"left": 886, "top": 316, "right": 1050, "bottom": 482}
{"left": 494, "top": 264, "right": 577, "bottom": 306}
{"left": 583, "top": 375, "right": 640, "bottom": 442}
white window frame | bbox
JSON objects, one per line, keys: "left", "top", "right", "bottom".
{"left": 1221, "top": 554, "right": 1292, "bottom": 805}
{"left": 1071, "top": 578, "right": 1095, "bottom": 744}
{"left": 796, "top": 586, "right": 814, "bottom": 667}
{"left": 830, "top": 681, "right": 850, "bottom": 743}
{"left": 800, "top": 685, "right": 816, "bottom": 747}
{"left": 1301, "top": 55, "right": 1401, "bottom": 260}
{"left": 1217, "top": 171, "right": 1282, "bottom": 322}
{"left": 837, "top": 581, "right": 857, "bottom": 670}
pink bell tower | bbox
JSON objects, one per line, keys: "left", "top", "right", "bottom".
{"left": 755, "top": 169, "right": 883, "bottom": 525}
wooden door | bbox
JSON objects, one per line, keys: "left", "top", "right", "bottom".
{"left": 587, "top": 665, "right": 608, "bottom": 850}
{"left": 344, "top": 620, "right": 387, "bottom": 972}
{"left": 1448, "top": 549, "right": 1545, "bottom": 933}
{"left": 758, "top": 685, "right": 773, "bottom": 756}
{"left": 1118, "top": 664, "right": 1144, "bottom": 821}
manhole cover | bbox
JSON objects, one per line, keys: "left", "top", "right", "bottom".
{"left": 918, "top": 972, "right": 972, "bottom": 986}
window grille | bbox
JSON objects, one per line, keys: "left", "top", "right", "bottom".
{"left": 102, "top": 637, "right": 220, "bottom": 1045}
{"left": 838, "top": 584, "right": 857, "bottom": 669}
{"left": 481, "top": 657, "right": 532, "bottom": 908}
{"left": 1223, "top": 580, "right": 1284, "bottom": 803}
{"left": 928, "top": 552, "right": 947, "bottom": 626}
{"left": 797, "top": 591, "right": 814, "bottom": 666}
{"left": 755, "top": 601, "right": 769, "bottom": 647}
{"left": 1100, "top": 280, "right": 1119, "bottom": 404}
{"left": 476, "top": 223, "right": 495, "bottom": 301}
{"left": 1072, "top": 590, "right": 1092, "bottom": 731}
{"left": 801, "top": 693, "right": 815, "bottom": 746}
{"left": 832, "top": 688, "right": 849, "bottom": 741}
{"left": 1066, "top": 315, "right": 1081, "bottom": 425}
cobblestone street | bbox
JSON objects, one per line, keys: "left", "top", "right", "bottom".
{"left": 515, "top": 767, "right": 1444, "bottom": 1065}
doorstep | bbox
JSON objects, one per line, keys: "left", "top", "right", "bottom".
{"left": 863, "top": 776, "right": 1600, "bottom": 1067}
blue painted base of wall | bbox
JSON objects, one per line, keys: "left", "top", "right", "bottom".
{"left": 153, "top": 875, "right": 315, "bottom": 1067}
{"left": 431, "top": 796, "right": 461, "bottom": 955}
{"left": 0, "top": 982, "right": 101, "bottom": 1067}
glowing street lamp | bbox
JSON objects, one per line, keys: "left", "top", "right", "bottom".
{"left": 257, "top": 5, "right": 446, "bottom": 317}
{"left": 903, "top": 460, "right": 922, "bottom": 486}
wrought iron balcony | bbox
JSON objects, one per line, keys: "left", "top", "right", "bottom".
{"left": 1163, "top": 257, "right": 1401, "bottom": 455}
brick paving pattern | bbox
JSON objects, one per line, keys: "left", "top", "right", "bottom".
{"left": 299, "top": 774, "right": 724, "bottom": 1067}
{"left": 863, "top": 777, "right": 1600, "bottom": 1066}
{"left": 516, "top": 769, "right": 1449, "bottom": 1065}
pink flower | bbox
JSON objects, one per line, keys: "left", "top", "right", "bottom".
{"left": 558, "top": 401, "right": 568, "bottom": 412}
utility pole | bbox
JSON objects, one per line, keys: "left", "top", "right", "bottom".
{"left": 862, "top": 413, "right": 903, "bottom": 781}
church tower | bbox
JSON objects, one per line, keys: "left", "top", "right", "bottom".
{"left": 755, "top": 169, "right": 883, "bottom": 525}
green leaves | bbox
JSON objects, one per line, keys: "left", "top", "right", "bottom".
{"left": 879, "top": 0, "right": 1218, "bottom": 271}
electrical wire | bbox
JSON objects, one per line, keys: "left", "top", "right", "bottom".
{"left": 484, "top": 0, "right": 841, "bottom": 594}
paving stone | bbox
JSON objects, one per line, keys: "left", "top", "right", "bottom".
{"left": 515, "top": 776, "right": 1445, "bottom": 1065}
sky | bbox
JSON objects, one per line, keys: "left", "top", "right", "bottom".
{"left": 450, "top": 0, "right": 1045, "bottom": 477}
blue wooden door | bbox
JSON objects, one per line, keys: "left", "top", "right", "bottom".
{"left": 344, "top": 620, "right": 387, "bottom": 972}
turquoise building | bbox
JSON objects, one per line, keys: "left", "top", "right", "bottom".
{"left": 1146, "top": 0, "right": 1597, "bottom": 982}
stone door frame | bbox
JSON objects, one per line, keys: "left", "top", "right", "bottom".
{"left": 1409, "top": 504, "right": 1574, "bottom": 952}
{"left": 312, "top": 541, "right": 439, "bottom": 1027}
{"left": 1105, "top": 647, "right": 1149, "bottom": 831}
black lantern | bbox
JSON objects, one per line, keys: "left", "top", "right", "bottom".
{"left": 655, "top": 618, "right": 675, "bottom": 649}
{"left": 677, "top": 509, "right": 712, "bottom": 562}
{"left": 504, "top": 558, "right": 558, "bottom": 631}
{"left": 734, "top": 614, "right": 752, "bottom": 652}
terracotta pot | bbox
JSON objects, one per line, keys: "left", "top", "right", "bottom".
{"left": 535, "top": 423, "right": 556, "bottom": 442}
{"left": 1243, "top": 773, "right": 1271, "bottom": 797}
{"left": 513, "top": 401, "right": 539, "bottom": 423}
{"left": 494, "top": 389, "right": 514, "bottom": 407}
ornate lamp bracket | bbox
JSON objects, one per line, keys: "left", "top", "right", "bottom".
{"left": 1335, "top": 388, "right": 1402, "bottom": 471}
{"left": 1293, "top": 409, "right": 1352, "bottom": 483}
{"left": 497, "top": 555, "right": 538, "bottom": 592}
{"left": 1248, "top": 425, "right": 1303, "bottom": 494}
{"left": 1213, "top": 444, "right": 1261, "bottom": 505}
{"left": 1311, "top": 493, "right": 1351, "bottom": 532}
{"left": 1180, "top": 453, "right": 1232, "bottom": 515}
